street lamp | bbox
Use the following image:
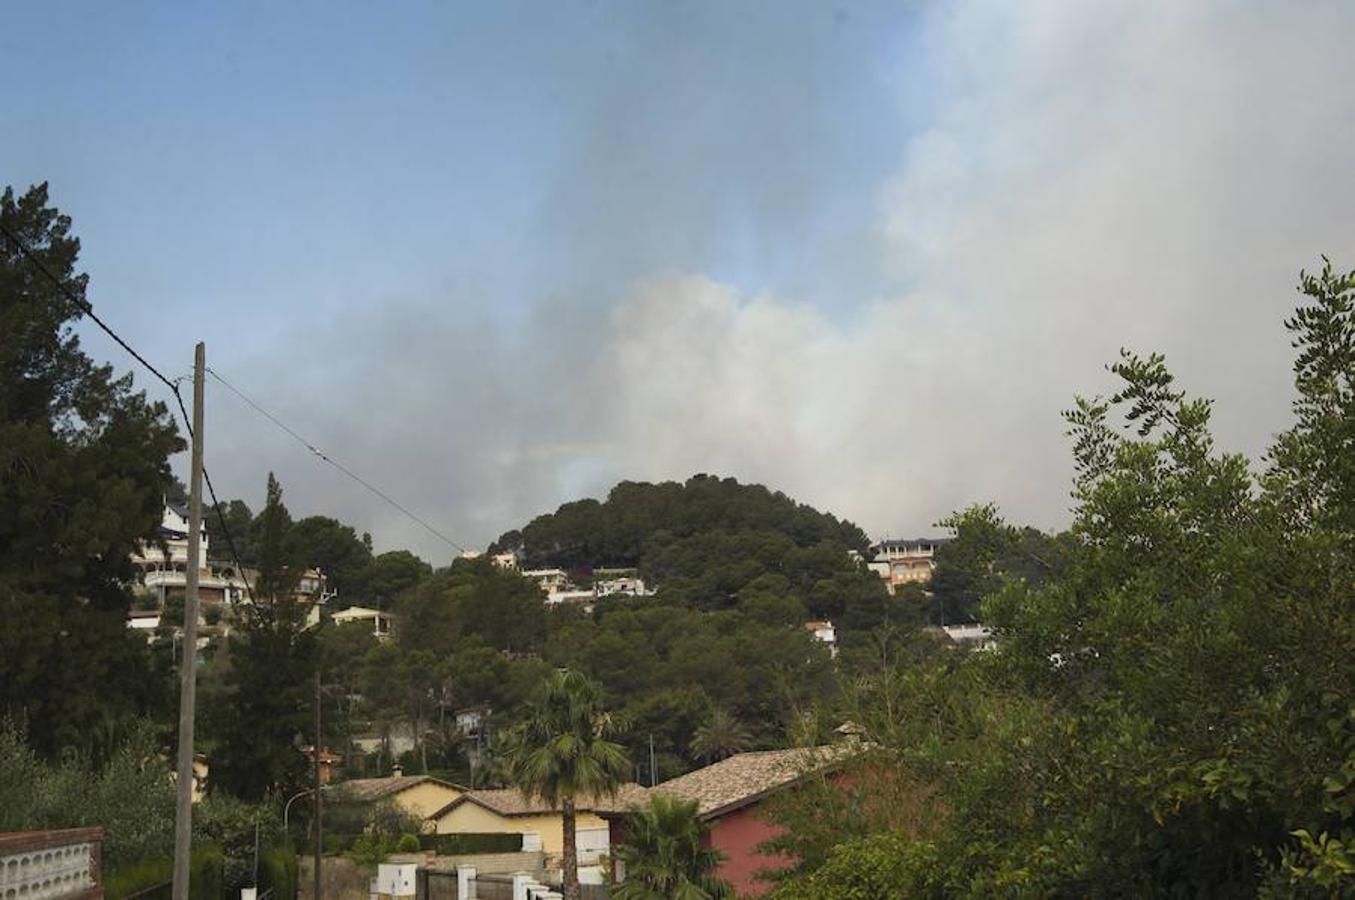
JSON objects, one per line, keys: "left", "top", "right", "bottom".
{"left": 283, "top": 785, "right": 330, "bottom": 832}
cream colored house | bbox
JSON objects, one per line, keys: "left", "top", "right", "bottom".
{"left": 331, "top": 775, "right": 464, "bottom": 826}
{"left": 330, "top": 605, "right": 393, "bottom": 639}
{"left": 431, "top": 785, "right": 647, "bottom": 859}
{"left": 869, "top": 538, "right": 947, "bottom": 592}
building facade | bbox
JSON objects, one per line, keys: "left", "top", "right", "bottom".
{"left": 868, "top": 538, "right": 946, "bottom": 592}
{"left": 130, "top": 504, "right": 251, "bottom": 607}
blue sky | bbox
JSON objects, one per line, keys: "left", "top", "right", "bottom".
{"left": 5, "top": 1, "right": 1354, "bottom": 562}
{"left": 4, "top": 2, "right": 919, "bottom": 337}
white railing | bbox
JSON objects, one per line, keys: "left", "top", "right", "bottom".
{"left": 0, "top": 827, "right": 103, "bottom": 900}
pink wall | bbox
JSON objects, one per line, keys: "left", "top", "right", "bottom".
{"left": 707, "top": 802, "right": 794, "bottom": 898}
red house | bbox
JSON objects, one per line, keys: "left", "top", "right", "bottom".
{"left": 610, "top": 745, "right": 860, "bottom": 897}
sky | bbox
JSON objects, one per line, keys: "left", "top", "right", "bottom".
{"left": 4, "top": 0, "right": 1354, "bottom": 564}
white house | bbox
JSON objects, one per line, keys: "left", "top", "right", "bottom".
{"left": 130, "top": 504, "right": 251, "bottom": 607}
{"left": 521, "top": 568, "right": 570, "bottom": 593}
{"left": 594, "top": 576, "right": 652, "bottom": 598}
{"left": 941, "top": 623, "right": 995, "bottom": 650}
{"left": 331, "top": 605, "right": 393, "bottom": 639}
{"left": 546, "top": 590, "right": 595, "bottom": 607}
{"left": 127, "top": 609, "right": 162, "bottom": 636}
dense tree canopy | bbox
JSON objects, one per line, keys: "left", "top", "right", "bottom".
{"left": 927, "top": 504, "right": 1074, "bottom": 625}
{"left": 773, "top": 261, "right": 1355, "bottom": 898}
{"left": 289, "top": 515, "right": 373, "bottom": 599}
{"left": 205, "top": 474, "right": 318, "bottom": 800}
{"left": 397, "top": 556, "right": 547, "bottom": 656}
{"left": 493, "top": 475, "right": 871, "bottom": 568}
{"left": 0, "top": 183, "right": 183, "bottom": 756}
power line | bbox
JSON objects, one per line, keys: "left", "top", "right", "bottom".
{"left": 1, "top": 221, "right": 255, "bottom": 603}
{"left": 169, "top": 386, "right": 256, "bottom": 606}
{"left": 206, "top": 367, "right": 469, "bottom": 554}
{"left": 2, "top": 220, "right": 177, "bottom": 393}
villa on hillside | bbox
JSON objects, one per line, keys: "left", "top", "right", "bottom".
{"left": 129, "top": 503, "right": 334, "bottom": 642}
{"left": 866, "top": 537, "right": 948, "bottom": 593}
{"left": 330, "top": 604, "right": 394, "bottom": 639}
{"left": 130, "top": 504, "right": 252, "bottom": 607}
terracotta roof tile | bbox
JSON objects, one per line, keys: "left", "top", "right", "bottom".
{"left": 447, "top": 783, "right": 649, "bottom": 818}
{"left": 648, "top": 745, "right": 857, "bottom": 819}
{"left": 331, "top": 775, "right": 460, "bottom": 803}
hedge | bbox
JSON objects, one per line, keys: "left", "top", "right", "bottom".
{"left": 104, "top": 845, "right": 225, "bottom": 900}
{"left": 418, "top": 833, "right": 523, "bottom": 855}
{"left": 260, "top": 842, "right": 299, "bottom": 899}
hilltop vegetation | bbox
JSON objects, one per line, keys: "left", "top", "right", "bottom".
{"left": 389, "top": 476, "right": 901, "bottom": 782}
{"left": 493, "top": 474, "right": 870, "bottom": 567}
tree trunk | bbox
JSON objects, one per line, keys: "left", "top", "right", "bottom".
{"left": 562, "top": 797, "right": 580, "bottom": 900}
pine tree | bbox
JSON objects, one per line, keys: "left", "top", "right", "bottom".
{"left": 207, "top": 473, "right": 317, "bottom": 799}
{"left": 0, "top": 183, "right": 183, "bottom": 755}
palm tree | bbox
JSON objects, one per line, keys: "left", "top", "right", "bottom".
{"left": 689, "top": 708, "right": 753, "bottom": 764}
{"left": 613, "top": 794, "right": 731, "bottom": 900}
{"left": 507, "top": 669, "right": 630, "bottom": 900}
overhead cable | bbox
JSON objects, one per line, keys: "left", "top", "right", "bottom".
{"left": 1, "top": 221, "right": 256, "bottom": 603}
{"left": 206, "top": 367, "right": 468, "bottom": 554}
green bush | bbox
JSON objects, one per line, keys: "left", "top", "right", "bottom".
{"left": 417, "top": 832, "right": 523, "bottom": 855}
{"left": 349, "top": 831, "right": 396, "bottom": 870}
{"left": 322, "top": 832, "right": 351, "bottom": 855}
{"left": 103, "top": 857, "right": 172, "bottom": 899}
{"left": 396, "top": 833, "right": 421, "bottom": 853}
{"left": 103, "top": 846, "right": 224, "bottom": 900}
{"left": 0, "top": 720, "right": 176, "bottom": 873}
{"left": 190, "top": 846, "right": 225, "bottom": 900}
{"left": 260, "top": 842, "right": 298, "bottom": 900}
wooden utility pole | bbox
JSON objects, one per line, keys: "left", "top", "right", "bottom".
{"left": 171, "top": 342, "right": 206, "bottom": 900}
{"left": 314, "top": 669, "right": 323, "bottom": 900}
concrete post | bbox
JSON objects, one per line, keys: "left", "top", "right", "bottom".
{"left": 456, "top": 865, "right": 476, "bottom": 899}
{"left": 512, "top": 872, "right": 533, "bottom": 900}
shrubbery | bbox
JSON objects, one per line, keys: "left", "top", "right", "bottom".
{"left": 0, "top": 719, "right": 175, "bottom": 873}
{"left": 769, "top": 262, "right": 1355, "bottom": 897}
{"left": 417, "top": 832, "right": 524, "bottom": 855}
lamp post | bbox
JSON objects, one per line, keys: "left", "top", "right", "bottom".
{"left": 283, "top": 785, "right": 329, "bottom": 833}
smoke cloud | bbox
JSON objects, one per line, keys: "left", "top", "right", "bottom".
{"left": 201, "top": 0, "right": 1355, "bottom": 562}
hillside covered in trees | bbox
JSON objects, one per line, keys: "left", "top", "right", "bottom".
{"left": 383, "top": 475, "right": 907, "bottom": 783}
{"left": 493, "top": 474, "right": 869, "bottom": 566}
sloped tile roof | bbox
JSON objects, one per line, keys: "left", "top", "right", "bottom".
{"left": 438, "top": 783, "right": 650, "bottom": 819}
{"left": 331, "top": 775, "right": 461, "bottom": 803}
{"left": 648, "top": 745, "right": 857, "bottom": 820}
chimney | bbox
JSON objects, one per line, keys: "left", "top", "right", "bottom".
{"left": 392, "top": 764, "right": 403, "bottom": 778}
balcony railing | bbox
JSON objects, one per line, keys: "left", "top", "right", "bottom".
{"left": 0, "top": 827, "right": 103, "bottom": 900}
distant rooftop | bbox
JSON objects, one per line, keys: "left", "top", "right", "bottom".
{"left": 648, "top": 745, "right": 861, "bottom": 820}
{"left": 874, "top": 537, "right": 948, "bottom": 546}
{"left": 331, "top": 775, "right": 460, "bottom": 803}
{"left": 437, "top": 784, "right": 648, "bottom": 818}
